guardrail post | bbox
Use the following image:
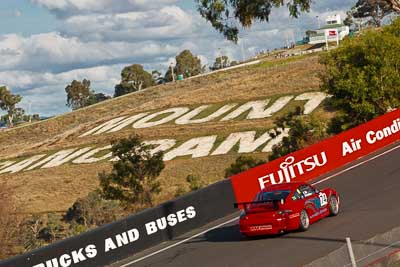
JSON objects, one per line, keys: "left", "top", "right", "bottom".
{"left": 346, "top": 237, "right": 357, "bottom": 267}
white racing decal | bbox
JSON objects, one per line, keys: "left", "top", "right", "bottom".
{"left": 319, "top": 192, "right": 328, "bottom": 207}
{"left": 258, "top": 152, "right": 328, "bottom": 189}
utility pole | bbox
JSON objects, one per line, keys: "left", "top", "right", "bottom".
{"left": 170, "top": 63, "right": 175, "bottom": 82}
{"left": 316, "top": 15, "right": 321, "bottom": 29}
{"left": 240, "top": 38, "right": 246, "bottom": 62}
{"left": 28, "top": 100, "right": 32, "bottom": 123}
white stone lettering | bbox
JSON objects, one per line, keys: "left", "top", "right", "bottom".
{"left": 0, "top": 155, "right": 47, "bottom": 174}
{"left": 72, "top": 145, "right": 113, "bottom": 164}
{"left": 247, "top": 96, "right": 294, "bottom": 119}
{"left": 295, "top": 92, "right": 328, "bottom": 114}
{"left": 0, "top": 161, "right": 16, "bottom": 171}
{"left": 133, "top": 107, "right": 190, "bottom": 129}
{"left": 78, "top": 93, "right": 326, "bottom": 137}
{"left": 262, "top": 128, "right": 290, "bottom": 152}
{"left": 175, "top": 104, "right": 237, "bottom": 124}
{"left": 212, "top": 131, "right": 272, "bottom": 155}
{"left": 79, "top": 113, "right": 148, "bottom": 137}
{"left": 26, "top": 148, "right": 91, "bottom": 170}
{"left": 1, "top": 129, "right": 292, "bottom": 175}
{"left": 80, "top": 116, "right": 126, "bottom": 137}
{"left": 142, "top": 140, "right": 177, "bottom": 155}
{"left": 163, "top": 136, "right": 217, "bottom": 161}
{"left": 221, "top": 99, "right": 270, "bottom": 121}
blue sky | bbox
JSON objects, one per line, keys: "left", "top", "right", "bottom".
{"left": 0, "top": 0, "right": 356, "bottom": 116}
{"left": 0, "top": 0, "right": 57, "bottom": 35}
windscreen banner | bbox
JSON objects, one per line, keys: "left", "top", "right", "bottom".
{"left": 230, "top": 109, "right": 400, "bottom": 203}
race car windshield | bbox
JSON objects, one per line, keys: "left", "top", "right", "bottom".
{"left": 256, "top": 190, "right": 291, "bottom": 202}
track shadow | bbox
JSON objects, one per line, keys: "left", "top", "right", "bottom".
{"left": 186, "top": 224, "right": 283, "bottom": 244}
{"left": 185, "top": 223, "right": 400, "bottom": 251}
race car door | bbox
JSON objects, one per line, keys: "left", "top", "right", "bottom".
{"left": 298, "top": 184, "right": 321, "bottom": 224}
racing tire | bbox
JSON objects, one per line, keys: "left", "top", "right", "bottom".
{"left": 299, "top": 210, "right": 310, "bottom": 231}
{"left": 329, "top": 195, "right": 339, "bottom": 216}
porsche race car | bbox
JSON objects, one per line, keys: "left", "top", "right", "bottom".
{"left": 234, "top": 182, "right": 340, "bottom": 236}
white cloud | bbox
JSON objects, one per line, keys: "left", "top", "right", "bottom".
{"left": 32, "top": 0, "right": 179, "bottom": 17}
{"left": 0, "top": 64, "right": 124, "bottom": 116}
{"left": 0, "top": 32, "right": 180, "bottom": 72}
{"left": 1, "top": 0, "right": 357, "bottom": 117}
{"left": 0, "top": 64, "right": 122, "bottom": 90}
{"left": 60, "top": 6, "right": 195, "bottom": 42}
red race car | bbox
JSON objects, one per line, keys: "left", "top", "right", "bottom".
{"left": 234, "top": 182, "right": 340, "bottom": 236}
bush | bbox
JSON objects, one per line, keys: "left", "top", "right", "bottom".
{"left": 64, "top": 191, "right": 121, "bottom": 228}
{"left": 320, "top": 18, "right": 400, "bottom": 133}
{"left": 186, "top": 175, "right": 204, "bottom": 191}
{"left": 225, "top": 156, "right": 266, "bottom": 177}
{"left": 269, "top": 107, "right": 328, "bottom": 161}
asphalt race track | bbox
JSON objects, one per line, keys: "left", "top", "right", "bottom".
{"left": 116, "top": 142, "right": 400, "bottom": 267}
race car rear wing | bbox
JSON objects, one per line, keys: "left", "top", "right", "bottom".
{"left": 234, "top": 199, "right": 285, "bottom": 209}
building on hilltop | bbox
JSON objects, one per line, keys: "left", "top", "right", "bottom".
{"left": 308, "top": 14, "right": 350, "bottom": 45}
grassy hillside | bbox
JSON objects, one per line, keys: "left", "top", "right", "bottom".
{"left": 0, "top": 54, "right": 328, "bottom": 216}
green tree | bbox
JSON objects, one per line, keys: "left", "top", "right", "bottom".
{"left": 196, "top": 0, "right": 312, "bottom": 42}
{"left": 114, "top": 64, "right": 155, "bottom": 97}
{"left": 269, "top": 108, "right": 328, "bottom": 161}
{"left": 225, "top": 156, "right": 266, "bottom": 177}
{"left": 86, "top": 93, "right": 111, "bottom": 106}
{"left": 175, "top": 50, "right": 203, "bottom": 79}
{"left": 320, "top": 18, "right": 400, "bottom": 133}
{"left": 99, "top": 135, "right": 165, "bottom": 207}
{"left": 65, "top": 79, "right": 91, "bottom": 110}
{"left": 211, "top": 55, "right": 230, "bottom": 70}
{"left": 347, "top": 0, "right": 396, "bottom": 27}
{"left": 0, "top": 86, "right": 23, "bottom": 128}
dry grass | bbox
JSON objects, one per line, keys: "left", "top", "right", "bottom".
{"left": 0, "top": 54, "right": 327, "bottom": 216}
{"left": 0, "top": 55, "right": 323, "bottom": 159}
{"left": 0, "top": 182, "right": 23, "bottom": 260}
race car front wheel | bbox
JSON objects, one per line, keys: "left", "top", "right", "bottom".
{"left": 329, "top": 196, "right": 339, "bottom": 216}
{"left": 299, "top": 210, "right": 310, "bottom": 231}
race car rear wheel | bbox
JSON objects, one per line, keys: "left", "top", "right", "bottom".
{"left": 299, "top": 210, "right": 310, "bottom": 231}
{"left": 329, "top": 196, "right": 339, "bottom": 216}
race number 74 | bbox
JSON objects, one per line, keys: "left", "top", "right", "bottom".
{"left": 319, "top": 192, "right": 328, "bottom": 207}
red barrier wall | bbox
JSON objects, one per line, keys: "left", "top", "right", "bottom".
{"left": 230, "top": 109, "right": 400, "bottom": 203}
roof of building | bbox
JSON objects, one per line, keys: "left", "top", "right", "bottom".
{"left": 320, "top": 23, "right": 345, "bottom": 30}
